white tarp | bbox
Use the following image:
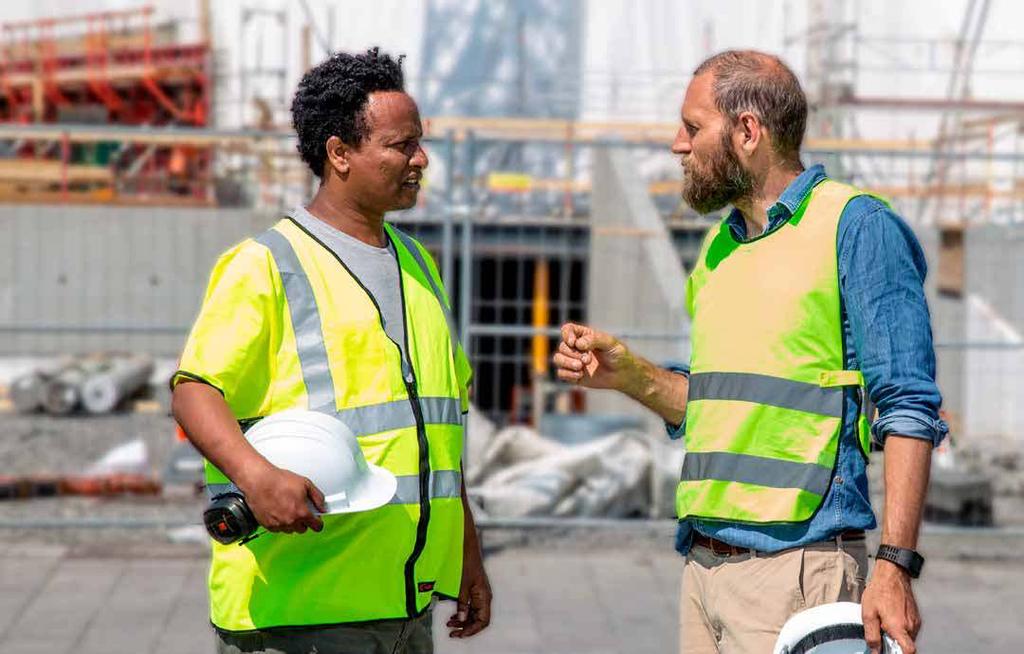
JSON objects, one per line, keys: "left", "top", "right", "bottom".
{"left": 465, "top": 407, "right": 683, "bottom": 519}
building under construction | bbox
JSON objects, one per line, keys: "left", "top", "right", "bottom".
{"left": 0, "top": 0, "right": 1022, "bottom": 445}
{"left": 0, "top": 7, "right": 1021, "bottom": 653}
{"left": 0, "top": 5, "right": 212, "bottom": 204}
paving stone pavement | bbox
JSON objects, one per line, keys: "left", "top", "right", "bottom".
{"left": 0, "top": 538, "right": 1022, "bottom": 654}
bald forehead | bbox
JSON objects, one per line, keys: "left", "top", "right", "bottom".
{"left": 681, "top": 71, "right": 717, "bottom": 121}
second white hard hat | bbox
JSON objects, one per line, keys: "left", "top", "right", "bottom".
{"left": 245, "top": 409, "right": 397, "bottom": 514}
{"left": 773, "top": 602, "right": 903, "bottom": 654}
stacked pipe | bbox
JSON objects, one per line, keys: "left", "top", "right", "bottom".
{"left": 10, "top": 354, "right": 155, "bottom": 416}
{"left": 9, "top": 358, "right": 74, "bottom": 413}
{"left": 81, "top": 355, "right": 155, "bottom": 414}
{"left": 42, "top": 362, "right": 103, "bottom": 415}
{"left": 9, "top": 373, "right": 45, "bottom": 414}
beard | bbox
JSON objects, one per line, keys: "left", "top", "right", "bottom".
{"left": 681, "top": 128, "right": 754, "bottom": 214}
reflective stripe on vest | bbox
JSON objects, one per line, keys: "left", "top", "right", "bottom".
{"left": 677, "top": 180, "right": 874, "bottom": 524}
{"left": 206, "top": 470, "right": 464, "bottom": 504}
{"left": 255, "top": 228, "right": 336, "bottom": 413}
{"left": 687, "top": 372, "right": 844, "bottom": 418}
{"left": 391, "top": 228, "right": 462, "bottom": 354}
{"left": 679, "top": 451, "right": 832, "bottom": 497}
{"left": 389, "top": 225, "right": 473, "bottom": 414}
{"left": 337, "top": 396, "right": 462, "bottom": 433}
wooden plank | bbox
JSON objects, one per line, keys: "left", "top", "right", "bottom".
{"left": 2, "top": 24, "right": 177, "bottom": 62}
{"left": 937, "top": 224, "right": 965, "bottom": 297}
{"left": 0, "top": 159, "right": 111, "bottom": 184}
{"left": 5, "top": 64, "right": 201, "bottom": 87}
{"left": 0, "top": 190, "right": 213, "bottom": 207}
{"left": 0, "top": 121, "right": 944, "bottom": 151}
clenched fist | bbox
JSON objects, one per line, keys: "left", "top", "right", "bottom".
{"left": 552, "top": 322, "right": 635, "bottom": 391}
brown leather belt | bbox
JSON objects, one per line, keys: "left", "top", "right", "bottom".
{"left": 693, "top": 530, "right": 865, "bottom": 557}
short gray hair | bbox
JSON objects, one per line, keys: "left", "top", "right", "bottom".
{"left": 693, "top": 50, "right": 807, "bottom": 162}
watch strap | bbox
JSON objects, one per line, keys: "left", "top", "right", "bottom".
{"left": 876, "top": 544, "right": 924, "bottom": 579}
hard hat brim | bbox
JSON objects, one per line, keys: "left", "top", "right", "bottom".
{"left": 322, "top": 463, "right": 398, "bottom": 514}
{"left": 772, "top": 602, "right": 907, "bottom": 654}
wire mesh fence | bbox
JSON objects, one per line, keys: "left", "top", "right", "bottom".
{"left": 0, "top": 138, "right": 1020, "bottom": 451}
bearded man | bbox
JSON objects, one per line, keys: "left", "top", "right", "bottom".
{"left": 553, "top": 50, "right": 945, "bottom": 654}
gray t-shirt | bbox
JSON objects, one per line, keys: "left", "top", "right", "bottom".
{"left": 288, "top": 206, "right": 410, "bottom": 377}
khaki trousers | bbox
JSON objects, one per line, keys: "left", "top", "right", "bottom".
{"left": 679, "top": 538, "right": 867, "bottom": 654}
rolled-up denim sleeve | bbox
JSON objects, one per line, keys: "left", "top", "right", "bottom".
{"left": 663, "top": 362, "right": 690, "bottom": 440}
{"left": 839, "top": 197, "right": 949, "bottom": 447}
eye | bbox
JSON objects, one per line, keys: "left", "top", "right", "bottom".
{"left": 393, "top": 139, "right": 419, "bottom": 155}
{"left": 685, "top": 122, "right": 698, "bottom": 138}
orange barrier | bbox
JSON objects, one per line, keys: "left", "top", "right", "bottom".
{"left": 0, "top": 473, "right": 162, "bottom": 499}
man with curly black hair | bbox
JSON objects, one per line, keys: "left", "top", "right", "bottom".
{"left": 172, "top": 48, "right": 491, "bottom": 653}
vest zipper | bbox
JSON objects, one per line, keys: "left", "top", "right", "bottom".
{"left": 402, "top": 372, "right": 432, "bottom": 617}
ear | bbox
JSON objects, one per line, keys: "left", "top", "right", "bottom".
{"left": 736, "top": 111, "right": 762, "bottom": 156}
{"left": 324, "top": 135, "right": 350, "bottom": 177}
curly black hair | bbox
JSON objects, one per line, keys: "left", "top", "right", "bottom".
{"left": 291, "top": 47, "right": 406, "bottom": 178}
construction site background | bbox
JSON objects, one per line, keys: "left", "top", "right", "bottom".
{"left": 0, "top": 1, "right": 1021, "bottom": 652}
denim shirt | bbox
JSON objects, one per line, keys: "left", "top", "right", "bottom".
{"left": 671, "top": 164, "right": 948, "bottom": 555}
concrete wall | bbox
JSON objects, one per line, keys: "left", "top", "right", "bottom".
{"left": 917, "top": 228, "right": 967, "bottom": 423}
{"left": 920, "top": 223, "right": 1024, "bottom": 442}
{"left": 0, "top": 205, "right": 277, "bottom": 356}
{"left": 969, "top": 224, "right": 1024, "bottom": 334}
{"left": 586, "top": 148, "right": 689, "bottom": 429}
{"left": 962, "top": 225, "right": 1024, "bottom": 441}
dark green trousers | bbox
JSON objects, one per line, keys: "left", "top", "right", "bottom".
{"left": 214, "top": 608, "right": 433, "bottom": 654}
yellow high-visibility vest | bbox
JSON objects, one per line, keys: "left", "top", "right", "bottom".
{"left": 173, "top": 217, "right": 472, "bottom": 631}
{"left": 677, "top": 180, "right": 872, "bottom": 524}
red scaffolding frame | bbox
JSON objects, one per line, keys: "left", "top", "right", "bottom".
{"left": 0, "top": 5, "right": 213, "bottom": 204}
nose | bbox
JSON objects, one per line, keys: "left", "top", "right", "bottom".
{"left": 411, "top": 143, "right": 429, "bottom": 169}
{"left": 671, "top": 125, "right": 690, "bottom": 156}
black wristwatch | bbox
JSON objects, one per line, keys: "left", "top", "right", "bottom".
{"left": 876, "top": 544, "right": 924, "bottom": 579}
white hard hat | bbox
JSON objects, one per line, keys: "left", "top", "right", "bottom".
{"left": 245, "top": 409, "right": 397, "bottom": 514}
{"left": 773, "top": 602, "right": 903, "bottom": 654}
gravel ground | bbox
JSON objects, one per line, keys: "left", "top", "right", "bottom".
{"left": 1, "top": 412, "right": 178, "bottom": 476}
{"left": 0, "top": 411, "right": 205, "bottom": 544}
